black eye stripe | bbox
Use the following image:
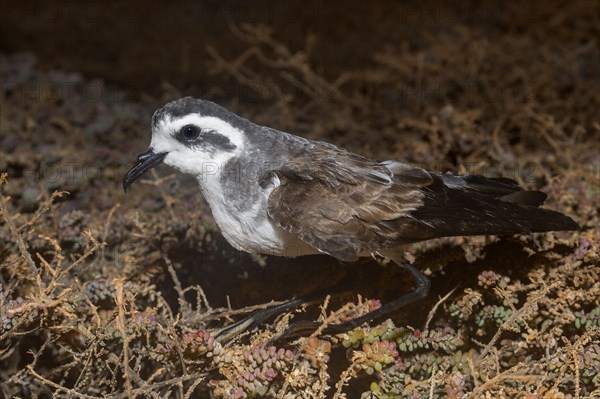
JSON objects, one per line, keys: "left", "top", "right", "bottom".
{"left": 202, "top": 131, "right": 237, "bottom": 151}
{"left": 175, "top": 127, "right": 237, "bottom": 152}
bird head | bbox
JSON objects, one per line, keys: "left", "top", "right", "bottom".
{"left": 123, "top": 97, "right": 245, "bottom": 192}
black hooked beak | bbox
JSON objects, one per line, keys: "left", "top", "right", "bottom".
{"left": 123, "top": 150, "right": 168, "bottom": 193}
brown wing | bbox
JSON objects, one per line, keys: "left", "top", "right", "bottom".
{"left": 266, "top": 145, "right": 578, "bottom": 262}
{"left": 266, "top": 147, "right": 433, "bottom": 262}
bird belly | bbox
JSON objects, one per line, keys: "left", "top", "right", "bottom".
{"left": 218, "top": 213, "right": 320, "bottom": 257}
{"left": 202, "top": 188, "right": 319, "bottom": 257}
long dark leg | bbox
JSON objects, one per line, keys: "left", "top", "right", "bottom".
{"left": 322, "top": 263, "right": 429, "bottom": 334}
{"left": 214, "top": 287, "right": 332, "bottom": 343}
{"left": 215, "top": 263, "right": 430, "bottom": 343}
{"left": 275, "top": 264, "right": 429, "bottom": 341}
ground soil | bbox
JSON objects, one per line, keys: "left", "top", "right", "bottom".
{"left": 1, "top": 1, "right": 598, "bottom": 398}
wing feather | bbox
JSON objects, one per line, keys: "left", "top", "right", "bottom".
{"left": 266, "top": 145, "right": 578, "bottom": 262}
{"left": 266, "top": 147, "right": 431, "bottom": 261}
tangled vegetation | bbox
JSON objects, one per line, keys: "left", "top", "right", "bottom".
{"left": 1, "top": 3, "right": 599, "bottom": 397}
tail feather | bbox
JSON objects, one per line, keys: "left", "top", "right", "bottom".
{"left": 406, "top": 173, "right": 579, "bottom": 240}
{"left": 500, "top": 190, "right": 547, "bottom": 207}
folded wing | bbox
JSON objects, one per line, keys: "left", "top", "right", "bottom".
{"left": 266, "top": 147, "right": 578, "bottom": 262}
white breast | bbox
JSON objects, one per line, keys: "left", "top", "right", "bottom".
{"left": 197, "top": 173, "right": 319, "bottom": 258}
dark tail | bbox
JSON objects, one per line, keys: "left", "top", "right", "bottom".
{"left": 407, "top": 173, "right": 579, "bottom": 239}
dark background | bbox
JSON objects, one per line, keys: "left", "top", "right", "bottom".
{"left": 4, "top": 1, "right": 597, "bottom": 100}
{"left": 1, "top": 0, "right": 598, "bottom": 341}
{"left": 1, "top": 1, "right": 598, "bottom": 398}
{"left": 1, "top": 0, "right": 598, "bottom": 331}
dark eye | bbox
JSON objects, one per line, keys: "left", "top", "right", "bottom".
{"left": 181, "top": 125, "right": 200, "bottom": 140}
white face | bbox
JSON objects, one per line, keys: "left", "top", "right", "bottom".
{"left": 150, "top": 113, "right": 244, "bottom": 177}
